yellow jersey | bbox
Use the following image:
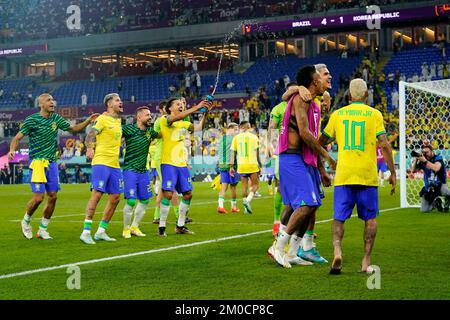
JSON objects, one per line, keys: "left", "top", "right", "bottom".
{"left": 322, "top": 102, "right": 386, "bottom": 186}
{"left": 92, "top": 114, "right": 122, "bottom": 168}
{"left": 160, "top": 116, "right": 191, "bottom": 167}
{"left": 231, "top": 131, "right": 260, "bottom": 174}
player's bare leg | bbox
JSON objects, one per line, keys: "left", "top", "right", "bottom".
{"left": 218, "top": 183, "right": 229, "bottom": 213}
{"left": 273, "top": 205, "right": 315, "bottom": 268}
{"left": 330, "top": 220, "right": 345, "bottom": 274}
{"left": 80, "top": 189, "right": 103, "bottom": 244}
{"left": 36, "top": 191, "right": 58, "bottom": 239}
{"left": 153, "top": 187, "right": 163, "bottom": 224}
{"left": 93, "top": 193, "right": 120, "bottom": 242}
{"left": 21, "top": 193, "right": 45, "bottom": 239}
{"left": 361, "top": 218, "right": 377, "bottom": 272}
{"left": 243, "top": 173, "right": 258, "bottom": 214}
{"left": 230, "top": 184, "right": 239, "bottom": 212}
{"left": 158, "top": 190, "right": 173, "bottom": 237}
{"left": 175, "top": 191, "right": 194, "bottom": 234}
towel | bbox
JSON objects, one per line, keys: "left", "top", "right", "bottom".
{"left": 276, "top": 94, "right": 296, "bottom": 155}
{"left": 29, "top": 159, "right": 50, "bottom": 183}
{"left": 211, "top": 174, "right": 221, "bottom": 191}
{"left": 302, "top": 99, "right": 320, "bottom": 168}
{"left": 275, "top": 94, "right": 321, "bottom": 168}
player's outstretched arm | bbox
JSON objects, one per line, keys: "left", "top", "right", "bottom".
{"left": 68, "top": 113, "right": 100, "bottom": 134}
{"left": 193, "top": 111, "right": 209, "bottom": 132}
{"left": 282, "top": 85, "right": 312, "bottom": 102}
{"left": 85, "top": 129, "right": 98, "bottom": 160}
{"left": 8, "top": 132, "right": 24, "bottom": 161}
{"left": 265, "top": 117, "right": 277, "bottom": 159}
{"left": 168, "top": 100, "right": 212, "bottom": 124}
{"left": 294, "top": 95, "right": 336, "bottom": 169}
{"left": 377, "top": 133, "right": 396, "bottom": 195}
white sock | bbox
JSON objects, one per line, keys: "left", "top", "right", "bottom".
{"left": 159, "top": 202, "right": 170, "bottom": 228}
{"left": 279, "top": 224, "right": 287, "bottom": 232}
{"left": 303, "top": 233, "right": 314, "bottom": 251}
{"left": 246, "top": 191, "right": 255, "bottom": 203}
{"left": 287, "top": 235, "right": 302, "bottom": 256}
{"left": 177, "top": 201, "right": 189, "bottom": 227}
{"left": 154, "top": 180, "right": 160, "bottom": 195}
{"left": 123, "top": 203, "right": 134, "bottom": 229}
{"left": 97, "top": 227, "right": 106, "bottom": 234}
{"left": 39, "top": 217, "right": 50, "bottom": 231}
{"left": 231, "top": 199, "right": 237, "bottom": 209}
{"left": 276, "top": 230, "right": 291, "bottom": 251}
{"left": 218, "top": 196, "right": 225, "bottom": 208}
{"left": 82, "top": 219, "right": 92, "bottom": 236}
{"left": 132, "top": 202, "right": 147, "bottom": 228}
{"left": 23, "top": 213, "right": 31, "bottom": 224}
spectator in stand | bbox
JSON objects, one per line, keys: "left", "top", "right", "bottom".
{"left": 283, "top": 74, "right": 290, "bottom": 87}
{"left": 15, "top": 164, "right": 24, "bottom": 184}
{"left": 388, "top": 71, "right": 395, "bottom": 88}
{"left": 59, "top": 163, "right": 69, "bottom": 184}
{"left": 81, "top": 92, "right": 88, "bottom": 106}
{"left": 0, "top": 122, "right": 4, "bottom": 138}
{"left": 430, "top": 62, "right": 437, "bottom": 79}
{"left": 392, "top": 88, "right": 399, "bottom": 110}
{"left": 74, "top": 165, "right": 82, "bottom": 183}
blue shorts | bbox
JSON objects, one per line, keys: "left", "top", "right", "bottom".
{"left": 91, "top": 165, "right": 124, "bottom": 195}
{"left": 279, "top": 153, "right": 324, "bottom": 210}
{"left": 151, "top": 168, "right": 158, "bottom": 179}
{"left": 161, "top": 164, "right": 193, "bottom": 194}
{"left": 123, "top": 170, "right": 152, "bottom": 200}
{"left": 30, "top": 161, "right": 60, "bottom": 194}
{"left": 377, "top": 161, "right": 388, "bottom": 172}
{"left": 240, "top": 172, "right": 258, "bottom": 178}
{"left": 334, "top": 185, "right": 379, "bottom": 222}
{"left": 220, "top": 169, "right": 240, "bottom": 185}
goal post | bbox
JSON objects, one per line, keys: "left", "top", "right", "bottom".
{"left": 399, "top": 79, "right": 450, "bottom": 208}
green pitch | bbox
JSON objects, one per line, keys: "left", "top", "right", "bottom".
{"left": 0, "top": 182, "right": 449, "bottom": 300}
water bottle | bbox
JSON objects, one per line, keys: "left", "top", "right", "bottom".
{"left": 200, "top": 95, "right": 214, "bottom": 113}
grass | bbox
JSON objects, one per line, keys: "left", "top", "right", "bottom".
{"left": 0, "top": 182, "right": 449, "bottom": 300}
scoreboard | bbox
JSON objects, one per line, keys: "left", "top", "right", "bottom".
{"left": 243, "top": 5, "right": 450, "bottom": 34}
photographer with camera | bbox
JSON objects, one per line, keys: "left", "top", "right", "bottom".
{"left": 411, "top": 143, "right": 450, "bottom": 212}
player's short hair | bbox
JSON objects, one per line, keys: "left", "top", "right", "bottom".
{"left": 165, "top": 97, "right": 179, "bottom": 114}
{"left": 158, "top": 101, "right": 166, "bottom": 109}
{"left": 135, "top": 106, "right": 149, "bottom": 116}
{"left": 296, "top": 65, "right": 318, "bottom": 88}
{"left": 239, "top": 120, "right": 249, "bottom": 127}
{"left": 286, "top": 82, "right": 297, "bottom": 89}
{"left": 104, "top": 93, "right": 119, "bottom": 107}
{"left": 227, "top": 122, "right": 238, "bottom": 129}
{"left": 349, "top": 78, "right": 368, "bottom": 101}
{"left": 37, "top": 93, "right": 51, "bottom": 107}
{"left": 315, "top": 64, "right": 328, "bottom": 73}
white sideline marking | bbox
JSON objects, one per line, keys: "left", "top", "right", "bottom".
{"left": 0, "top": 206, "right": 401, "bottom": 280}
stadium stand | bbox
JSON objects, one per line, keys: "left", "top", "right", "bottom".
{"left": 0, "top": 0, "right": 411, "bottom": 42}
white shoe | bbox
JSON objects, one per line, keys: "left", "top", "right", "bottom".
{"left": 267, "top": 241, "right": 276, "bottom": 259}
{"left": 94, "top": 232, "right": 116, "bottom": 242}
{"left": 36, "top": 229, "right": 53, "bottom": 240}
{"left": 80, "top": 232, "right": 96, "bottom": 245}
{"left": 274, "top": 245, "right": 292, "bottom": 268}
{"left": 21, "top": 220, "right": 33, "bottom": 240}
{"left": 286, "top": 254, "right": 313, "bottom": 266}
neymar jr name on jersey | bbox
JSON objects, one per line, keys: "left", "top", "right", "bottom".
{"left": 337, "top": 109, "right": 373, "bottom": 117}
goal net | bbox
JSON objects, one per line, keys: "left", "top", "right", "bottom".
{"left": 399, "top": 79, "right": 450, "bottom": 208}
